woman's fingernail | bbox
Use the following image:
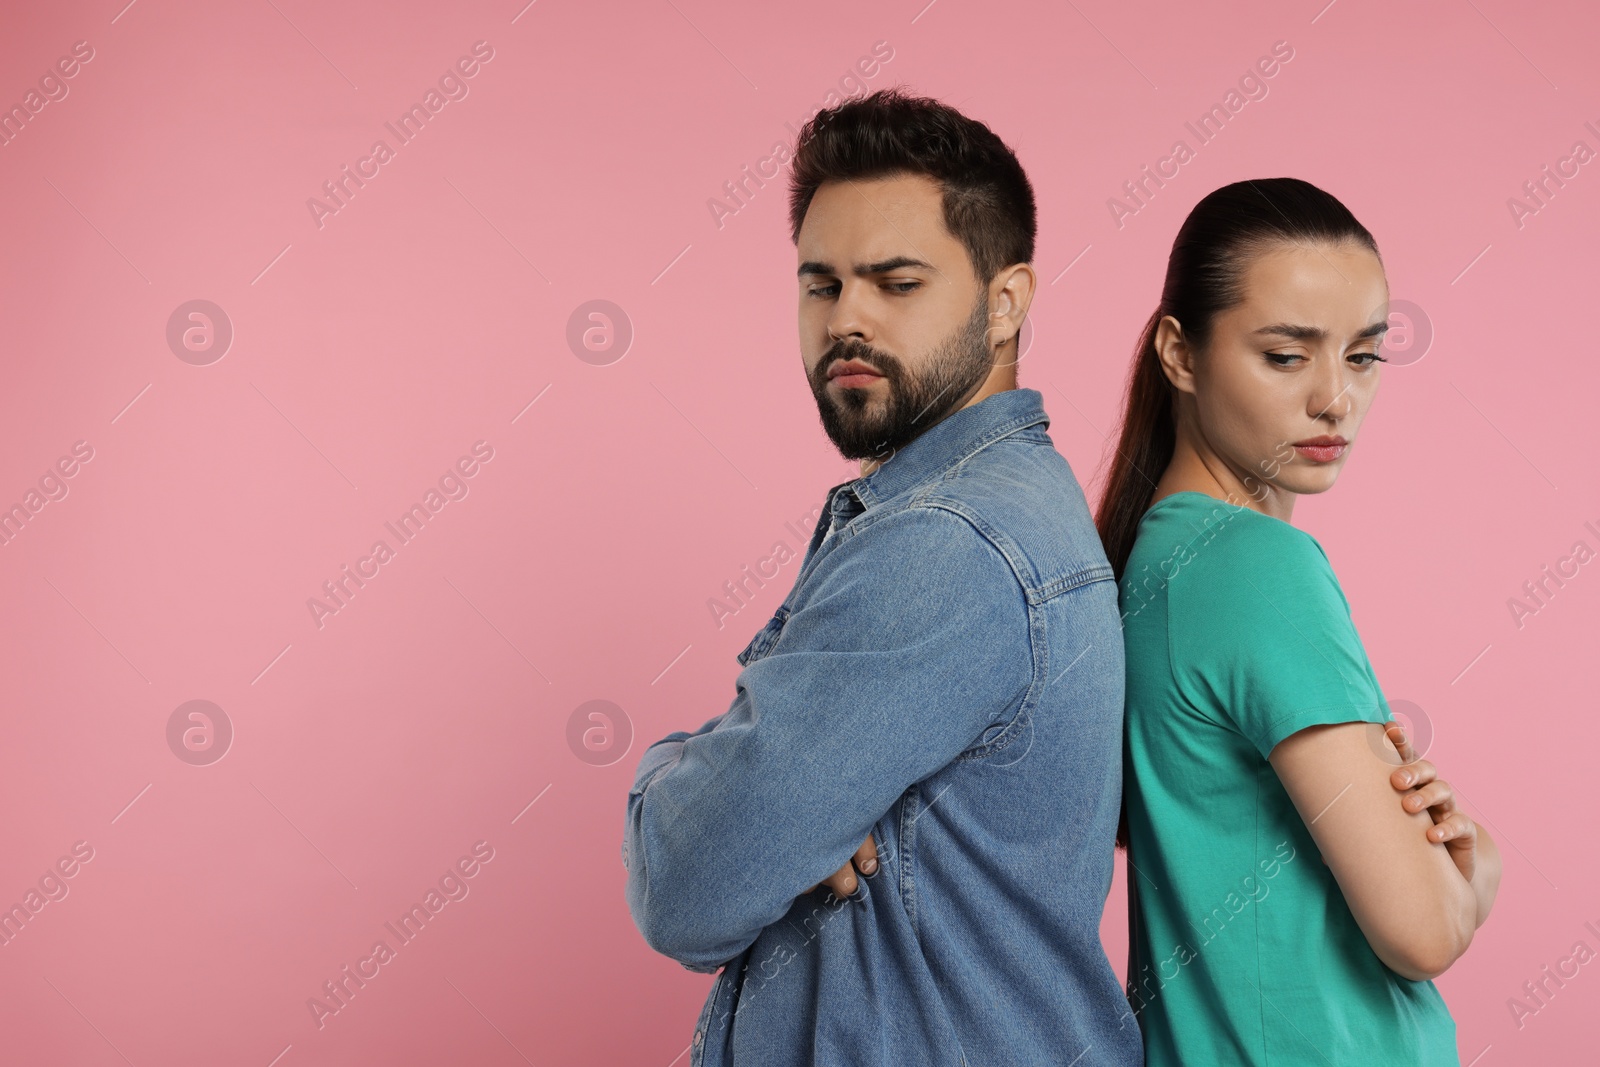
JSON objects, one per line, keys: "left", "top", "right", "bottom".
{"left": 861, "top": 858, "right": 877, "bottom": 874}
{"left": 1398, "top": 772, "right": 1412, "bottom": 786}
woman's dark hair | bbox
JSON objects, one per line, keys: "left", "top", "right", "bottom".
{"left": 787, "top": 86, "right": 1036, "bottom": 285}
{"left": 1100, "top": 178, "right": 1381, "bottom": 851}
{"left": 1095, "top": 177, "right": 1382, "bottom": 582}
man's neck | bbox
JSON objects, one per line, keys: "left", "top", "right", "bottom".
{"left": 856, "top": 367, "right": 1018, "bottom": 479}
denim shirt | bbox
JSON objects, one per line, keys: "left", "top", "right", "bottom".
{"left": 623, "top": 387, "right": 1142, "bottom": 1067}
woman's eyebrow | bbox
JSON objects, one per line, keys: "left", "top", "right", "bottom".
{"left": 1252, "top": 320, "right": 1391, "bottom": 341}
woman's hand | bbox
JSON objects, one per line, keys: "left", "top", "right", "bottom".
{"left": 805, "top": 835, "right": 879, "bottom": 898}
{"left": 1385, "top": 722, "right": 1500, "bottom": 928}
{"left": 1385, "top": 724, "right": 1477, "bottom": 882}
{"left": 1271, "top": 720, "right": 1479, "bottom": 979}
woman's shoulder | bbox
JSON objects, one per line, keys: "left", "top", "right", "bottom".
{"left": 1129, "top": 492, "right": 1349, "bottom": 624}
{"left": 1133, "top": 492, "right": 1328, "bottom": 572}
{"left": 1141, "top": 497, "right": 1375, "bottom": 732}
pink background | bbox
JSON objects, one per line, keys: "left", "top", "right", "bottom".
{"left": 0, "top": 1, "right": 1594, "bottom": 1063}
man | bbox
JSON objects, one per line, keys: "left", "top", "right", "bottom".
{"left": 623, "top": 87, "right": 1141, "bottom": 1067}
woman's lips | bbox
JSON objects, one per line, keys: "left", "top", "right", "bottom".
{"left": 1292, "top": 442, "right": 1347, "bottom": 462}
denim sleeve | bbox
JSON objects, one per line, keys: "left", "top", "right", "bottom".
{"left": 623, "top": 504, "right": 1033, "bottom": 972}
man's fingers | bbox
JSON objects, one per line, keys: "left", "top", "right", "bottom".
{"left": 808, "top": 836, "right": 881, "bottom": 900}
{"left": 853, "top": 834, "right": 879, "bottom": 876}
{"left": 824, "top": 865, "right": 858, "bottom": 896}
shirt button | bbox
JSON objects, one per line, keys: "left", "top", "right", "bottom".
{"left": 693, "top": 1029, "right": 703, "bottom": 1046}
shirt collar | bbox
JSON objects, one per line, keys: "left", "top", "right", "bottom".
{"left": 827, "top": 387, "right": 1050, "bottom": 517}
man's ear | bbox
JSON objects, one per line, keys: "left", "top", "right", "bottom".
{"left": 988, "top": 263, "right": 1036, "bottom": 368}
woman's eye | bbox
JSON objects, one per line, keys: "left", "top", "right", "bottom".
{"left": 1264, "top": 351, "right": 1302, "bottom": 366}
{"left": 1349, "top": 351, "right": 1387, "bottom": 366}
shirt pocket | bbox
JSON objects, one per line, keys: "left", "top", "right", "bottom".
{"left": 735, "top": 605, "right": 790, "bottom": 667}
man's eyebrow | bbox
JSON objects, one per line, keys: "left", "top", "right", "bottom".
{"left": 797, "top": 256, "right": 937, "bottom": 278}
{"left": 1252, "top": 320, "right": 1391, "bottom": 341}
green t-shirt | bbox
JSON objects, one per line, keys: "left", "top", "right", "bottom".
{"left": 1119, "top": 491, "right": 1459, "bottom": 1066}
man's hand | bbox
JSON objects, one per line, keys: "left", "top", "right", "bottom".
{"left": 804, "top": 835, "right": 879, "bottom": 898}
{"left": 1386, "top": 723, "right": 1478, "bottom": 883}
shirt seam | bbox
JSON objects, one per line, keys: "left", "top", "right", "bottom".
{"left": 885, "top": 500, "right": 1041, "bottom": 761}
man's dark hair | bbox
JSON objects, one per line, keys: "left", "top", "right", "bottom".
{"left": 787, "top": 86, "right": 1037, "bottom": 284}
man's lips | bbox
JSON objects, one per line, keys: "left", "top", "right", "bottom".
{"left": 827, "top": 360, "right": 884, "bottom": 387}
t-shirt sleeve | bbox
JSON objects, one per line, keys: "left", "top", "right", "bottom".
{"left": 1172, "top": 519, "right": 1391, "bottom": 757}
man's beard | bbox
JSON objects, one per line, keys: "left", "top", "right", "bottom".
{"left": 810, "top": 293, "right": 995, "bottom": 463}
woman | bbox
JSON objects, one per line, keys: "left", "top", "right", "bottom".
{"left": 1097, "top": 177, "right": 1501, "bottom": 1064}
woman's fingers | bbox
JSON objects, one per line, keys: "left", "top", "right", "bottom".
{"left": 1436, "top": 810, "right": 1479, "bottom": 882}
{"left": 1392, "top": 756, "right": 1436, "bottom": 792}
{"left": 1402, "top": 777, "right": 1453, "bottom": 816}
{"left": 1386, "top": 722, "right": 1416, "bottom": 767}
{"left": 1431, "top": 810, "right": 1475, "bottom": 846}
